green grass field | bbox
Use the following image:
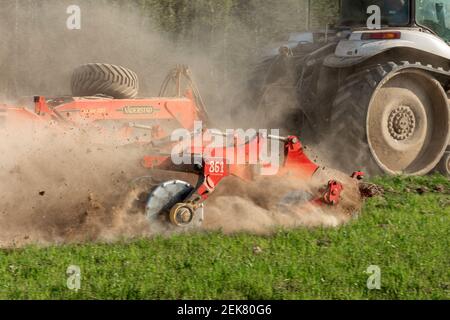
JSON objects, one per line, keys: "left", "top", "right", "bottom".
{"left": 0, "top": 175, "right": 448, "bottom": 300}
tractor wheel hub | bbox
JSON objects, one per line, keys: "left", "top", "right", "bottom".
{"left": 388, "top": 106, "right": 416, "bottom": 141}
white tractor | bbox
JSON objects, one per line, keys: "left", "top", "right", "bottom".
{"left": 249, "top": 0, "right": 450, "bottom": 176}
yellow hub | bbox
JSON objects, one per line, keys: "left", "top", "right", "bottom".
{"left": 169, "top": 203, "right": 194, "bottom": 227}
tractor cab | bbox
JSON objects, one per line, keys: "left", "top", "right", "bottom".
{"left": 416, "top": 0, "right": 450, "bottom": 42}
{"left": 339, "top": 0, "right": 450, "bottom": 42}
{"left": 340, "top": 0, "right": 411, "bottom": 27}
{"left": 324, "top": 0, "right": 450, "bottom": 69}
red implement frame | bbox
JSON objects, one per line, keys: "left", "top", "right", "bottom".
{"left": 142, "top": 131, "right": 351, "bottom": 211}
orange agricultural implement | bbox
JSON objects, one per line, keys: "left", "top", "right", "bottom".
{"left": 0, "top": 65, "right": 208, "bottom": 145}
{"left": 133, "top": 128, "right": 363, "bottom": 228}
{"left": 0, "top": 63, "right": 366, "bottom": 230}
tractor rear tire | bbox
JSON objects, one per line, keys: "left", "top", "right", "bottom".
{"left": 330, "top": 62, "right": 450, "bottom": 176}
{"left": 71, "top": 63, "right": 139, "bottom": 99}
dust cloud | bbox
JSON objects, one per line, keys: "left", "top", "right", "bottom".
{"left": 0, "top": 1, "right": 364, "bottom": 248}
{"left": 204, "top": 169, "right": 362, "bottom": 234}
{"left": 0, "top": 124, "right": 150, "bottom": 247}
{"left": 0, "top": 0, "right": 250, "bottom": 125}
{"left": 0, "top": 123, "right": 362, "bottom": 248}
{"left": 0, "top": 1, "right": 181, "bottom": 98}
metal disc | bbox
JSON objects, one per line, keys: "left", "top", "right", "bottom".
{"left": 145, "top": 180, "right": 194, "bottom": 222}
